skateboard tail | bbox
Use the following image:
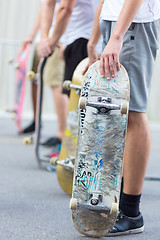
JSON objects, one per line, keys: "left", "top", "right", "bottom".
{"left": 71, "top": 204, "right": 118, "bottom": 237}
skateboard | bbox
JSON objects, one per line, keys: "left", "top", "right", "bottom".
{"left": 70, "top": 61, "right": 130, "bottom": 237}
{"left": 51, "top": 58, "right": 89, "bottom": 195}
{"left": 33, "top": 57, "right": 61, "bottom": 170}
{"left": 11, "top": 44, "right": 30, "bottom": 132}
{"left": 34, "top": 57, "right": 48, "bottom": 169}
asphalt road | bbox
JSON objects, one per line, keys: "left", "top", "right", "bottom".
{"left": 0, "top": 117, "right": 160, "bottom": 240}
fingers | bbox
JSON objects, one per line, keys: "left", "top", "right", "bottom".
{"left": 109, "top": 55, "right": 115, "bottom": 78}
{"left": 99, "top": 57, "right": 105, "bottom": 78}
{"left": 100, "top": 53, "right": 120, "bottom": 79}
{"left": 114, "top": 54, "right": 120, "bottom": 71}
{"left": 104, "top": 57, "right": 110, "bottom": 80}
{"left": 38, "top": 39, "right": 52, "bottom": 57}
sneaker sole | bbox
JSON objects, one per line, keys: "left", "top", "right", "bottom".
{"left": 107, "top": 225, "right": 144, "bottom": 237}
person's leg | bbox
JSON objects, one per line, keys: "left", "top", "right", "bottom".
{"left": 22, "top": 45, "right": 40, "bottom": 134}
{"left": 22, "top": 82, "right": 37, "bottom": 134}
{"left": 123, "top": 111, "right": 151, "bottom": 196}
{"left": 118, "top": 111, "right": 150, "bottom": 219}
{"left": 41, "top": 44, "right": 67, "bottom": 147}
{"left": 51, "top": 85, "right": 69, "bottom": 140}
{"left": 119, "top": 22, "right": 158, "bottom": 217}
{"left": 53, "top": 39, "right": 88, "bottom": 138}
{"left": 108, "top": 112, "right": 150, "bottom": 236}
{"left": 102, "top": 20, "right": 159, "bottom": 236}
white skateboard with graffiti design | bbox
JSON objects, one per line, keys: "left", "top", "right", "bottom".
{"left": 70, "top": 61, "right": 130, "bottom": 237}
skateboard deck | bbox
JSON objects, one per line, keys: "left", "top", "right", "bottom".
{"left": 34, "top": 57, "right": 48, "bottom": 169}
{"left": 52, "top": 58, "right": 89, "bottom": 195}
{"left": 70, "top": 61, "right": 130, "bottom": 237}
{"left": 13, "top": 44, "right": 30, "bottom": 132}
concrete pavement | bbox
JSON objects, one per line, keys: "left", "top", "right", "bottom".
{"left": 0, "top": 117, "right": 160, "bottom": 240}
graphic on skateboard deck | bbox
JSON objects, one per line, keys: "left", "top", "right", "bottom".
{"left": 51, "top": 58, "right": 89, "bottom": 195}
{"left": 9, "top": 44, "right": 30, "bottom": 132}
{"left": 70, "top": 61, "right": 130, "bottom": 237}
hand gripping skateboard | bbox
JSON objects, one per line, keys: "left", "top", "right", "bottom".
{"left": 70, "top": 61, "right": 130, "bottom": 237}
{"left": 10, "top": 44, "right": 30, "bottom": 132}
{"left": 51, "top": 58, "right": 89, "bottom": 195}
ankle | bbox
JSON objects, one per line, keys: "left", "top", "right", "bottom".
{"left": 119, "top": 192, "right": 141, "bottom": 217}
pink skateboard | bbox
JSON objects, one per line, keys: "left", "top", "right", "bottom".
{"left": 14, "top": 44, "right": 30, "bottom": 132}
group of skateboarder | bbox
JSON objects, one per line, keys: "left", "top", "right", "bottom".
{"left": 21, "top": 0, "right": 160, "bottom": 237}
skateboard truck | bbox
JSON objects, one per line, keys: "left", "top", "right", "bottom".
{"left": 63, "top": 80, "right": 82, "bottom": 95}
{"left": 70, "top": 194, "right": 118, "bottom": 215}
{"left": 70, "top": 192, "right": 111, "bottom": 213}
{"left": 79, "top": 96, "right": 128, "bottom": 115}
{"left": 50, "top": 155, "right": 75, "bottom": 171}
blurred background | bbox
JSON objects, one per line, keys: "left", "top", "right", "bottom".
{"left": 0, "top": 0, "right": 56, "bottom": 123}
{"left": 0, "top": 0, "right": 160, "bottom": 123}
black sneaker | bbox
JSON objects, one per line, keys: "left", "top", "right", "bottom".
{"left": 21, "top": 121, "right": 35, "bottom": 134}
{"left": 108, "top": 210, "right": 144, "bottom": 237}
{"left": 41, "top": 137, "right": 61, "bottom": 147}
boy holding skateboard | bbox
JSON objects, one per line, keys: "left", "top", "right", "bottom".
{"left": 87, "top": 0, "right": 160, "bottom": 236}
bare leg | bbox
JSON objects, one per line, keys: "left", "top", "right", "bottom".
{"left": 123, "top": 111, "right": 151, "bottom": 195}
{"left": 51, "top": 85, "right": 69, "bottom": 140}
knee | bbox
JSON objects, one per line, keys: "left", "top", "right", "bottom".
{"left": 127, "top": 111, "right": 147, "bottom": 129}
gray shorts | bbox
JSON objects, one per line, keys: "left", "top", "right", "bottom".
{"left": 100, "top": 20, "right": 160, "bottom": 112}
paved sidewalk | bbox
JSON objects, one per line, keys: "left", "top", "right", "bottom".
{"left": 0, "top": 117, "right": 160, "bottom": 240}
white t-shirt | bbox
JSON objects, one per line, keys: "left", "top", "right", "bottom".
{"left": 65, "top": 0, "right": 100, "bottom": 46}
{"left": 100, "top": 0, "right": 160, "bottom": 23}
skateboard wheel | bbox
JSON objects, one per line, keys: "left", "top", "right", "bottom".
{"left": 79, "top": 97, "right": 86, "bottom": 109}
{"left": 27, "top": 71, "right": 35, "bottom": 80}
{"left": 110, "top": 202, "right": 118, "bottom": 215}
{"left": 23, "top": 137, "right": 33, "bottom": 145}
{"left": 15, "top": 62, "right": 20, "bottom": 70}
{"left": 70, "top": 198, "right": 78, "bottom": 210}
{"left": 63, "top": 80, "right": 71, "bottom": 90}
{"left": 121, "top": 102, "right": 128, "bottom": 115}
{"left": 50, "top": 157, "right": 58, "bottom": 166}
